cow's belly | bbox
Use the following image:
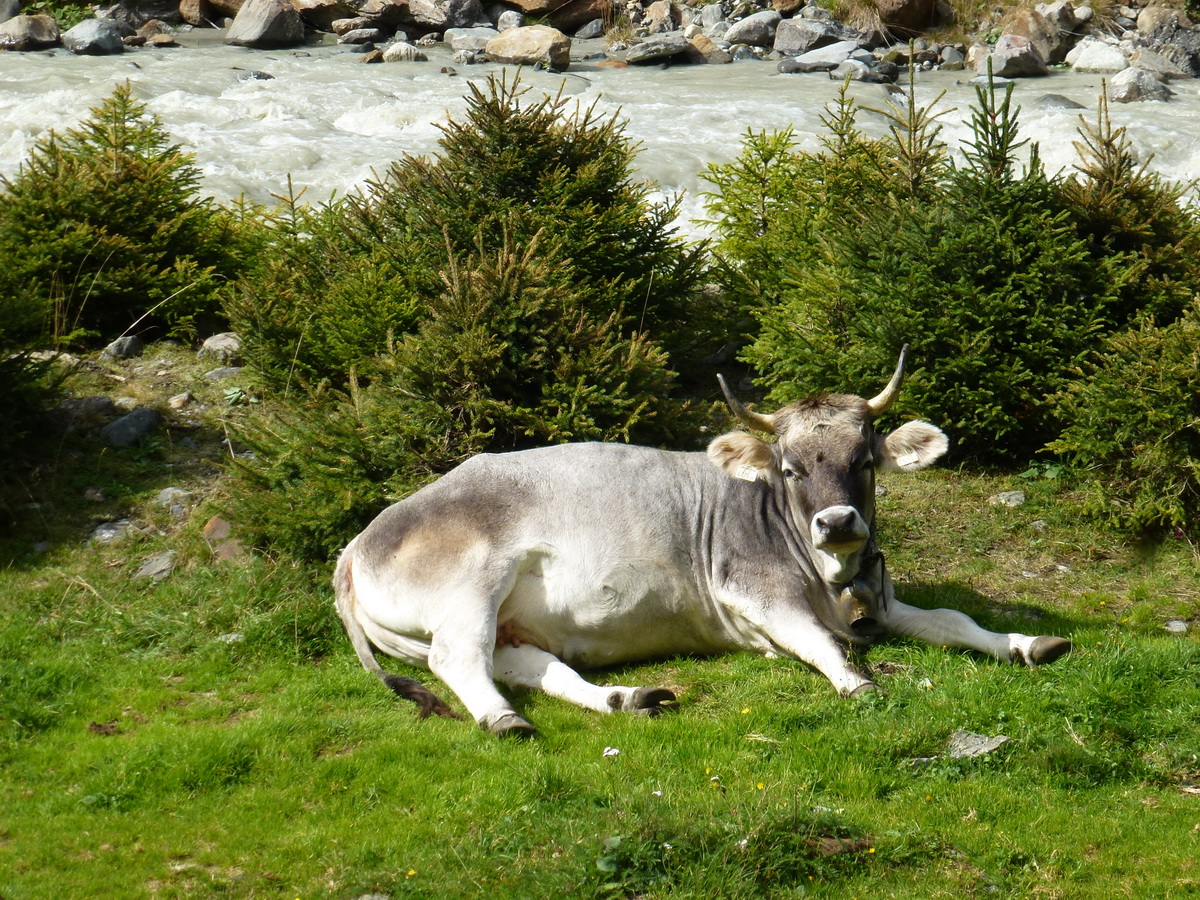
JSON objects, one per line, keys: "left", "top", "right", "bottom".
{"left": 497, "top": 552, "right": 734, "bottom": 669}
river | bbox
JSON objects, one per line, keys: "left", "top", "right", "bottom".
{"left": 3, "top": 28, "right": 1200, "bottom": 238}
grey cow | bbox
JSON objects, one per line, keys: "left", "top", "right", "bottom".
{"left": 333, "top": 348, "right": 1071, "bottom": 736}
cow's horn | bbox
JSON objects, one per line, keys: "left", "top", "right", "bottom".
{"left": 866, "top": 344, "right": 910, "bottom": 418}
{"left": 718, "top": 374, "right": 776, "bottom": 434}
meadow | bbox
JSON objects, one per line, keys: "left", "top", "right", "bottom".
{"left": 3, "top": 364, "right": 1198, "bottom": 898}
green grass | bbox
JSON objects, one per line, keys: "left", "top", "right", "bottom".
{"left": 3, "top": 351, "right": 1200, "bottom": 898}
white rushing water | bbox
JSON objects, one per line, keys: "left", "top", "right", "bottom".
{"left": 3, "top": 29, "right": 1200, "bottom": 239}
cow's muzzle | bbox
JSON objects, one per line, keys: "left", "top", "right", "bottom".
{"left": 811, "top": 505, "right": 870, "bottom": 552}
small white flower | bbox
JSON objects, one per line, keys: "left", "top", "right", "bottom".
{"left": 651, "top": 790, "right": 663, "bottom": 797}
{"left": 603, "top": 746, "right": 621, "bottom": 758}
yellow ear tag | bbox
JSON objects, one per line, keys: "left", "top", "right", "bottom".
{"left": 897, "top": 452, "right": 920, "bottom": 469}
{"left": 735, "top": 464, "right": 759, "bottom": 482}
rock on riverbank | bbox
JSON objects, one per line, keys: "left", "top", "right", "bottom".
{"left": 2, "top": 0, "right": 1198, "bottom": 99}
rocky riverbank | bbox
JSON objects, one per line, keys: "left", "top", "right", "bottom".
{"left": 2, "top": 0, "right": 1200, "bottom": 102}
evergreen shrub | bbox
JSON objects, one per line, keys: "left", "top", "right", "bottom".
{"left": 229, "top": 78, "right": 702, "bottom": 560}
{"left": 0, "top": 83, "right": 241, "bottom": 347}
{"left": 706, "top": 77, "right": 1149, "bottom": 464}
{"left": 1049, "top": 302, "right": 1200, "bottom": 539}
{"left": 229, "top": 74, "right": 705, "bottom": 391}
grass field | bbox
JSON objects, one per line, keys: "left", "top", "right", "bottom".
{"left": 3, "top": 349, "right": 1199, "bottom": 899}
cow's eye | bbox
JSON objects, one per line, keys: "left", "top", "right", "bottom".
{"left": 783, "top": 468, "right": 797, "bottom": 479}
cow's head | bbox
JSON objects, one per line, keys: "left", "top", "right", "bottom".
{"left": 708, "top": 347, "right": 948, "bottom": 595}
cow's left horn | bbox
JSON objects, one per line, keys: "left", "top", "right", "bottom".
{"left": 717, "top": 374, "right": 776, "bottom": 434}
{"left": 866, "top": 344, "right": 910, "bottom": 418}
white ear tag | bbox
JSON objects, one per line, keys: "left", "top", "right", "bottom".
{"left": 897, "top": 451, "right": 920, "bottom": 469}
{"left": 734, "top": 464, "right": 759, "bottom": 482}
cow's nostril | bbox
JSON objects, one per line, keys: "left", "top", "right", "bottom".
{"left": 819, "top": 510, "right": 857, "bottom": 532}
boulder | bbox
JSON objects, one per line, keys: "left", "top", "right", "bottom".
{"left": 1069, "top": 39, "right": 1128, "bottom": 73}
{"left": 778, "top": 39, "right": 857, "bottom": 72}
{"left": 1137, "top": 6, "right": 1192, "bottom": 34}
{"left": 290, "top": 0, "right": 357, "bottom": 31}
{"left": 685, "top": 32, "right": 732, "bottom": 63}
{"left": 724, "top": 9, "right": 780, "bottom": 47}
{"left": 381, "top": 39, "right": 426, "bottom": 59}
{"left": 100, "top": 407, "right": 163, "bottom": 448}
{"left": 226, "top": 0, "right": 307, "bottom": 47}
{"left": 63, "top": 18, "right": 128, "bottom": 54}
{"left": 1002, "top": 8, "right": 1070, "bottom": 65}
{"left": 485, "top": 24, "right": 569, "bottom": 69}
{"left": 978, "top": 33, "right": 1049, "bottom": 77}
{"left": 180, "top": 0, "right": 222, "bottom": 26}
{"left": 444, "top": 25, "right": 497, "bottom": 50}
{"left": 339, "top": 25, "right": 386, "bottom": 41}
{"left": 774, "top": 17, "right": 855, "bottom": 55}
{"left": 500, "top": 0, "right": 604, "bottom": 33}
{"left": 1129, "top": 44, "right": 1192, "bottom": 78}
{"left": 95, "top": 0, "right": 184, "bottom": 26}
{"left": 496, "top": 9, "right": 523, "bottom": 30}
{"left": 441, "top": 0, "right": 487, "bottom": 28}
{"left": 876, "top": 0, "right": 935, "bottom": 34}
{"left": 0, "top": 14, "right": 60, "bottom": 50}
{"left": 644, "top": 0, "right": 678, "bottom": 33}
{"left": 574, "top": 17, "right": 603, "bottom": 38}
{"left": 772, "top": 0, "right": 804, "bottom": 14}
{"left": 0, "top": 0, "right": 19, "bottom": 24}
{"left": 103, "top": 335, "right": 144, "bottom": 358}
{"left": 625, "top": 30, "right": 691, "bottom": 63}
{"left": 1108, "top": 65, "right": 1174, "bottom": 101}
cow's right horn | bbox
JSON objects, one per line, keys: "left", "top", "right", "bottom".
{"left": 718, "top": 374, "right": 776, "bottom": 434}
{"left": 866, "top": 344, "right": 910, "bottom": 418}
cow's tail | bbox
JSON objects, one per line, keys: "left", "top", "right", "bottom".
{"left": 333, "top": 540, "right": 460, "bottom": 720}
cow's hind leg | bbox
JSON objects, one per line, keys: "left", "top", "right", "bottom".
{"left": 426, "top": 626, "right": 539, "bottom": 738}
{"left": 883, "top": 599, "right": 1072, "bottom": 666}
{"left": 493, "top": 645, "right": 677, "bottom": 716}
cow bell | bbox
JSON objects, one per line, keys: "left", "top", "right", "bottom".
{"left": 836, "top": 549, "right": 886, "bottom": 642}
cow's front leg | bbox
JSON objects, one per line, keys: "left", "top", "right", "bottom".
{"left": 493, "top": 645, "right": 677, "bottom": 715}
{"left": 882, "top": 599, "right": 1072, "bottom": 666}
{"left": 765, "top": 618, "right": 877, "bottom": 697}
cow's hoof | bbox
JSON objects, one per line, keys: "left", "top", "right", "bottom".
{"left": 609, "top": 687, "right": 678, "bottom": 716}
{"left": 1026, "top": 636, "right": 1073, "bottom": 667}
{"left": 486, "top": 712, "right": 538, "bottom": 738}
{"left": 847, "top": 682, "right": 880, "bottom": 699}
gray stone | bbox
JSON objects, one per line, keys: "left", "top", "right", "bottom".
{"left": 987, "top": 490, "right": 1026, "bottom": 507}
{"left": 443, "top": 25, "right": 497, "bottom": 51}
{"left": 774, "top": 18, "right": 851, "bottom": 55}
{"left": 0, "top": 14, "right": 61, "bottom": 50}
{"left": 0, "top": 0, "right": 19, "bottom": 25}
{"left": 155, "top": 487, "right": 194, "bottom": 507}
{"left": 136, "top": 550, "right": 178, "bottom": 581}
{"left": 103, "top": 335, "right": 144, "bottom": 358}
{"left": 497, "top": 9, "right": 523, "bottom": 30}
{"left": 699, "top": 2, "right": 724, "bottom": 28}
{"left": 91, "top": 519, "right": 136, "bottom": 544}
{"left": 100, "top": 407, "right": 162, "bottom": 447}
{"left": 485, "top": 24, "right": 569, "bottom": 69}
{"left": 573, "top": 17, "right": 602, "bottom": 38}
{"left": 778, "top": 39, "right": 857, "bottom": 72}
{"left": 1164, "top": 620, "right": 1189, "bottom": 633}
{"left": 216, "top": 632, "right": 246, "bottom": 643}
{"left": 62, "top": 18, "right": 128, "bottom": 54}
{"left": 1035, "top": 93, "right": 1086, "bottom": 110}
{"left": 723, "top": 9, "right": 778, "bottom": 47}
{"left": 338, "top": 26, "right": 386, "bottom": 42}
{"left": 382, "top": 40, "right": 426, "bottom": 60}
{"left": 1070, "top": 39, "right": 1128, "bottom": 74}
{"left": 203, "top": 366, "right": 244, "bottom": 382}
{"left": 947, "top": 730, "right": 1009, "bottom": 759}
{"left": 95, "top": 0, "right": 182, "bottom": 26}
{"left": 1109, "top": 65, "right": 1173, "bottom": 102}
{"left": 625, "top": 31, "right": 690, "bottom": 63}
{"left": 830, "top": 58, "right": 871, "bottom": 80}
{"left": 225, "top": 0, "right": 306, "bottom": 48}
{"left": 980, "top": 33, "right": 1049, "bottom": 77}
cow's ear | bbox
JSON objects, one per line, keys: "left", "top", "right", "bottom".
{"left": 708, "top": 431, "right": 775, "bottom": 481}
{"left": 878, "top": 420, "right": 949, "bottom": 472}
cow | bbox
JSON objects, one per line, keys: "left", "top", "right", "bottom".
{"left": 333, "top": 347, "right": 1072, "bottom": 736}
